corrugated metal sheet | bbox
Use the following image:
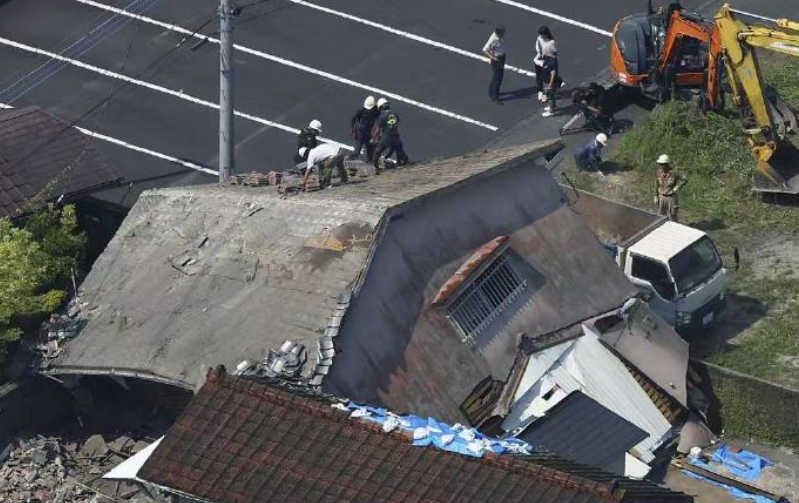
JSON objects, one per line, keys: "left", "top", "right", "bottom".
{"left": 628, "top": 221, "right": 705, "bottom": 262}
{"left": 515, "top": 391, "right": 648, "bottom": 472}
{"left": 503, "top": 327, "right": 674, "bottom": 464}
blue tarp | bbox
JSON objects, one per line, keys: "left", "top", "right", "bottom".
{"left": 344, "top": 402, "right": 533, "bottom": 459}
{"left": 684, "top": 446, "right": 778, "bottom": 503}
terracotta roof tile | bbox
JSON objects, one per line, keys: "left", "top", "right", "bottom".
{"left": 138, "top": 367, "right": 692, "bottom": 503}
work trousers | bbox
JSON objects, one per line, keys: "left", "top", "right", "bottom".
{"left": 351, "top": 129, "right": 375, "bottom": 162}
{"left": 319, "top": 153, "right": 348, "bottom": 187}
{"left": 658, "top": 194, "right": 679, "bottom": 222}
{"left": 374, "top": 135, "right": 409, "bottom": 167}
{"left": 489, "top": 56, "right": 505, "bottom": 101}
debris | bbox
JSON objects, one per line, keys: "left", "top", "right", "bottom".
{"left": 234, "top": 340, "right": 308, "bottom": 382}
{"left": 0, "top": 434, "right": 154, "bottom": 502}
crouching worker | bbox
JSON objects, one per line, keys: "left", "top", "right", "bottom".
{"left": 574, "top": 133, "right": 607, "bottom": 171}
{"left": 301, "top": 143, "right": 349, "bottom": 189}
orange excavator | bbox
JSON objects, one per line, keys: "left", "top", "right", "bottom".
{"left": 610, "top": 2, "right": 799, "bottom": 194}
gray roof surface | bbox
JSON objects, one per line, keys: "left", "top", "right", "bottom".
{"left": 0, "top": 107, "right": 122, "bottom": 218}
{"left": 51, "top": 141, "right": 561, "bottom": 388}
{"left": 516, "top": 391, "right": 648, "bottom": 471}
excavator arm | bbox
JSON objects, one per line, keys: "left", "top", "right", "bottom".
{"left": 712, "top": 4, "right": 799, "bottom": 192}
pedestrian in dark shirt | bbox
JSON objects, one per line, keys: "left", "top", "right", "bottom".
{"left": 372, "top": 98, "right": 409, "bottom": 170}
{"left": 483, "top": 25, "right": 506, "bottom": 104}
{"left": 349, "top": 96, "right": 380, "bottom": 162}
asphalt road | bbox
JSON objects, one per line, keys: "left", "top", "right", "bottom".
{"left": 0, "top": 0, "right": 785, "bottom": 206}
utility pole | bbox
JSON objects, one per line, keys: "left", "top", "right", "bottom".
{"left": 218, "top": 0, "right": 235, "bottom": 182}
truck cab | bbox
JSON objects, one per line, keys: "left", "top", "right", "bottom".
{"left": 562, "top": 187, "right": 726, "bottom": 332}
{"left": 624, "top": 222, "right": 726, "bottom": 330}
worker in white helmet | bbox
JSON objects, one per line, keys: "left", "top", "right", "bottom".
{"left": 574, "top": 133, "right": 608, "bottom": 171}
{"left": 301, "top": 143, "right": 348, "bottom": 189}
{"left": 370, "top": 98, "right": 409, "bottom": 170}
{"left": 294, "top": 119, "right": 323, "bottom": 163}
{"left": 349, "top": 96, "right": 380, "bottom": 162}
{"left": 654, "top": 154, "right": 687, "bottom": 222}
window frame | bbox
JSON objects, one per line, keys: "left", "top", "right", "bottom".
{"left": 442, "top": 253, "right": 527, "bottom": 343}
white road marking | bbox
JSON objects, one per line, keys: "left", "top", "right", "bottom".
{"left": 488, "top": 0, "right": 613, "bottom": 37}
{"left": 0, "top": 36, "right": 354, "bottom": 152}
{"left": 74, "top": 0, "right": 499, "bottom": 131}
{"left": 1, "top": 101, "right": 218, "bottom": 175}
{"left": 285, "top": 0, "right": 536, "bottom": 77}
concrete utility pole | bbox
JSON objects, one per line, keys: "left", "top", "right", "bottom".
{"left": 218, "top": 0, "right": 235, "bottom": 182}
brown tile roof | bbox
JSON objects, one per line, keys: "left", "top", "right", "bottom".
{"left": 138, "top": 367, "right": 692, "bottom": 503}
{"left": 0, "top": 106, "right": 123, "bottom": 218}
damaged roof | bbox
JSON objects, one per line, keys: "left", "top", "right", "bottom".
{"left": 515, "top": 391, "right": 648, "bottom": 472}
{"left": 49, "top": 141, "right": 563, "bottom": 388}
{"left": 137, "top": 366, "right": 692, "bottom": 503}
{"left": 0, "top": 106, "right": 123, "bottom": 218}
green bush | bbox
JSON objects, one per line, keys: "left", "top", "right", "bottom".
{"left": 0, "top": 205, "right": 84, "bottom": 368}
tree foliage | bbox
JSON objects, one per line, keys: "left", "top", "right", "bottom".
{"left": 0, "top": 204, "right": 84, "bottom": 364}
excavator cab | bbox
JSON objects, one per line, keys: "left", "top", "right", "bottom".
{"left": 611, "top": 2, "right": 712, "bottom": 100}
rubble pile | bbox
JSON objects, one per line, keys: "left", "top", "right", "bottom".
{"left": 35, "top": 298, "right": 87, "bottom": 361}
{"left": 235, "top": 340, "right": 308, "bottom": 382}
{"left": 0, "top": 434, "right": 154, "bottom": 503}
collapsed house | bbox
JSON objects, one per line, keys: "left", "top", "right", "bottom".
{"left": 42, "top": 140, "right": 696, "bottom": 478}
{"left": 103, "top": 366, "right": 693, "bottom": 503}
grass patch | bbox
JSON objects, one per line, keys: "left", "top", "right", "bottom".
{"left": 569, "top": 57, "right": 799, "bottom": 445}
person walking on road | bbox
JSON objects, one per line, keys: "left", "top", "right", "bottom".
{"left": 349, "top": 96, "right": 380, "bottom": 162}
{"left": 483, "top": 25, "right": 506, "bottom": 104}
{"left": 302, "top": 143, "right": 349, "bottom": 188}
{"left": 372, "top": 98, "right": 409, "bottom": 170}
{"left": 533, "top": 26, "right": 553, "bottom": 102}
{"left": 539, "top": 29, "right": 561, "bottom": 116}
{"left": 654, "top": 154, "right": 687, "bottom": 222}
{"left": 294, "top": 119, "right": 322, "bottom": 163}
{"left": 574, "top": 133, "right": 608, "bottom": 172}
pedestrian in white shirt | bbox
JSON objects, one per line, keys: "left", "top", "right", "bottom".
{"left": 533, "top": 26, "right": 555, "bottom": 102}
{"left": 301, "top": 143, "right": 348, "bottom": 188}
{"left": 483, "top": 25, "right": 506, "bottom": 104}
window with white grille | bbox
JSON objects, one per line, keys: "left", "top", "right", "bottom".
{"left": 446, "top": 254, "right": 527, "bottom": 342}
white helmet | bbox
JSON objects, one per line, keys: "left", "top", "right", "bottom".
{"left": 657, "top": 154, "right": 671, "bottom": 164}
{"left": 308, "top": 119, "right": 322, "bottom": 132}
{"left": 595, "top": 133, "right": 608, "bottom": 146}
{"left": 364, "top": 96, "right": 376, "bottom": 109}
{"left": 298, "top": 147, "right": 308, "bottom": 157}
{"left": 377, "top": 97, "right": 389, "bottom": 108}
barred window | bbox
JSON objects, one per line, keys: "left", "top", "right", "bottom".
{"left": 446, "top": 254, "right": 527, "bottom": 342}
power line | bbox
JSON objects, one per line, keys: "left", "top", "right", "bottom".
{"left": 0, "top": 0, "right": 166, "bottom": 104}
{"left": 4, "top": 11, "right": 219, "bottom": 177}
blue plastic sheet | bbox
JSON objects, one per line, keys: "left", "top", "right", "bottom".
{"left": 712, "top": 445, "right": 773, "bottom": 482}
{"left": 684, "top": 446, "right": 777, "bottom": 503}
{"left": 344, "top": 402, "right": 533, "bottom": 459}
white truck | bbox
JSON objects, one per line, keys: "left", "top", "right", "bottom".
{"left": 564, "top": 187, "right": 727, "bottom": 332}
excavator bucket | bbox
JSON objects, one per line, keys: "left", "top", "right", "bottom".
{"left": 753, "top": 143, "right": 799, "bottom": 194}
{"left": 752, "top": 96, "right": 799, "bottom": 194}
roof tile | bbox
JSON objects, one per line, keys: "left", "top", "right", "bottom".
{"left": 138, "top": 367, "right": 692, "bottom": 503}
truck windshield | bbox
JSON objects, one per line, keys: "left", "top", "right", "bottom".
{"left": 669, "top": 236, "right": 722, "bottom": 293}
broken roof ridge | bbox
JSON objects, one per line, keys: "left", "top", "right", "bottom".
{"left": 204, "top": 366, "right": 655, "bottom": 503}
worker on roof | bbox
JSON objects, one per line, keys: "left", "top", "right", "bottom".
{"left": 371, "top": 98, "right": 409, "bottom": 171}
{"left": 654, "top": 154, "right": 687, "bottom": 222}
{"left": 574, "top": 133, "right": 608, "bottom": 172}
{"left": 349, "top": 96, "right": 380, "bottom": 162}
{"left": 294, "top": 119, "right": 322, "bottom": 164}
{"left": 301, "top": 143, "right": 348, "bottom": 189}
